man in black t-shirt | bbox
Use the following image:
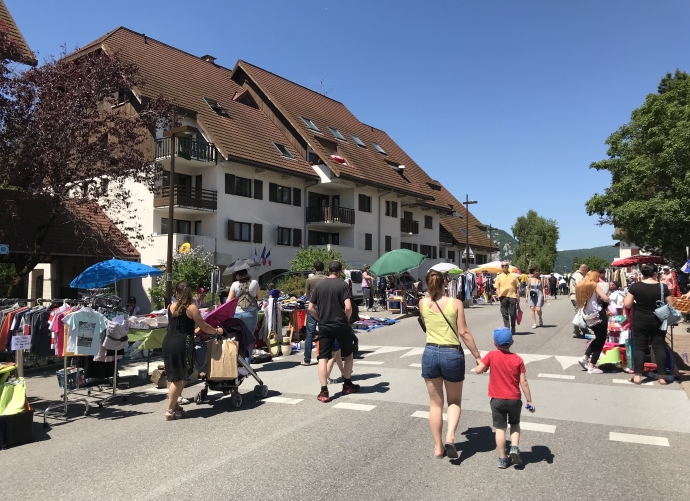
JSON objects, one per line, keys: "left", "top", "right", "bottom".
{"left": 308, "top": 261, "right": 361, "bottom": 402}
{"left": 548, "top": 274, "right": 558, "bottom": 299}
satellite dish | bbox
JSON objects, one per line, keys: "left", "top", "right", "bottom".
{"left": 179, "top": 242, "right": 191, "bottom": 254}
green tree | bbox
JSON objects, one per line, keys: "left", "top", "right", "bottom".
{"left": 571, "top": 256, "right": 583, "bottom": 272}
{"left": 148, "top": 247, "right": 213, "bottom": 308}
{"left": 586, "top": 69, "right": 690, "bottom": 265}
{"left": 578, "top": 255, "right": 611, "bottom": 272}
{"left": 288, "top": 246, "right": 348, "bottom": 272}
{"left": 511, "top": 210, "right": 559, "bottom": 273}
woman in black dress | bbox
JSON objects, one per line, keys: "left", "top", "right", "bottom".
{"left": 623, "top": 264, "right": 673, "bottom": 385}
{"left": 163, "top": 281, "right": 221, "bottom": 420}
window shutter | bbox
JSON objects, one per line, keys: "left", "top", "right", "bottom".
{"left": 385, "top": 235, "right": 392, "bottom": 252}
{"left": 269, "top": 183, "right": 278, "bottom": 202}
{"left": 385, "top": 201, "right": 390, "bottom": 216}
{"left": 253, "top": 179, "right": 263, "bottom": 200}
{"left": 365, "top": 233, "right": 372, "bottom": 251}
{"left": 225, "top": 174, "right": 235, "bottom": 195}
{"left": 432, "top": 246, "right": 437, "bottom": 259}
{"left": 293, "top": 188, "right": 301, "bottom": 207}
{"left": 392, "top": 202, "right": 398, "bottom": 218}
{"left": 227, "top": 219, "right": 235, "bottom": 240}
{"left": 358, "top": 194, "right": 366, "bottom": 211}
{"left": 253, "top": 223, "right": 263, "bottom": 244}
{"left": 292, "top": 228, "right": 302, "bottom": 247}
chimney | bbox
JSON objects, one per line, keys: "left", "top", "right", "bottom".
{"left": 200, "top": 55, "right": 216, "bottom": 64}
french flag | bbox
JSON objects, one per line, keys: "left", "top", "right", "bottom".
{"left": 260, "top": 245, "right": 266, "bottom": 265}
{"left": 266, "top": 249, "right": 272, "bottom": 266}
{"left": 254, "top": 247, "right": 259, "bottom": 263}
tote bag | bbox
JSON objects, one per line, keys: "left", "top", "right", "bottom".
{"left": 206, "top": 339, "right": 238, "bottom": 380}
{"left": 654, "top": 282, "right": 682, "bottom": 330}
{"left": 0, "top": 379, "right": 27, "bottom": 416}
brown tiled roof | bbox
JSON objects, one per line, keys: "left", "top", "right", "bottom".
{"left": 235, "top": 61, "right": 439, "bottom": 199}
{"left": 71, "top": 28, "right": 316, "bottom": 179}
{"left": 1, "top": 190, "right": 139, "bottom": 260}
{"left": 0, "top": 0, "right": 36, "bottom": 66}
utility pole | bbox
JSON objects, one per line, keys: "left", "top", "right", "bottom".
{"left": 164, "top": 111, "right": 176, "bottom": 306}
{"left": 463, "top": 194, "right": 478, "bottom": 271}
{"left": 488, "top": 223, "right": 494, "bottom": 261}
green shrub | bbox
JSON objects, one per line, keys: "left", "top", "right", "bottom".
{"left": 276, "top": 275, "right": 307, "bottom": 297}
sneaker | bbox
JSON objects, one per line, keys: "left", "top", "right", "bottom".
{"left": 531, "top": 324, "right": 537, "bottom": 329}
{"left": 342, "top": 383, "right": 361, "bottom": 395}
{"left": 317, "top": 391, "right": 331, "bottom": 403}
{"left": 588, "top": 366, "right": 603, "bottom": 374}
{"left": 327, "top": 377, "right": 343, "bottom": 385}
{"left": 509, "top": 446, "right": 522, "bottom": 466}
{"left": 539, "top": 319, "right": 543, "bottom": 327}
{"left": 578, "top": 357, "right": 589, "bottom": 371}
{"left": 498, "top": 457, "right": 511, "bottom": 469}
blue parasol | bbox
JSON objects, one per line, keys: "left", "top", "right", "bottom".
{"left": 70, "top": 258, "right": 162, "bottom": 289}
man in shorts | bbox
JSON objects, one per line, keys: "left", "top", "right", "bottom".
{"left": 308, "top": 261, "right": 360, "bottom": 402}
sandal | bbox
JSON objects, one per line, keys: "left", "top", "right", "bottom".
{"left": 659, "top": 377, "right": 669, "bottom": 385}
{"left": 628, "top": 376, "right": 642, "bottom": 385}
{"left": 434, "top": 449, "right": 446, "bottom": 459}
{"left": 177, "top": 397, "right": 192, "bottom": 406}
{"left": 300, "top": 361, "right": 311, "bottom": 366}
{"left": 444, "top": 443, "right": 459, "bottom": 459}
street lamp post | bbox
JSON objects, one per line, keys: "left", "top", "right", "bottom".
{"left": 463, "top": 194, "right": 478, "bottom": 272}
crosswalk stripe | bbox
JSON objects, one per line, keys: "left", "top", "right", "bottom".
{"left": 362, "top": 346, "right": 410, "bottom": 358}
{"left": 400, "top": 347, "right": 425, "bottom": 358}
{"left": 612, "top": 379, "right": 654, "bottom": 386}
{"left": 411, "top": 410, "right": 447, "bottom": 421}
{"left": 538, "top": 373, "right": 575, "bottom": 380}
{"left": 264, "top": 396, "right": 303, "bottom": 405}
{"left": 333, "top": 403, "right": 376, "bottom": 411}
{"left": 409, "top": 363, "right": 422, "bottom": 368}
{"left": 520, "top": 354, "right": 552, "bottom": 365}
{"left": 520, "top": 422, "right": 556, "bottom": 433}
{"left": 609, "top": 432, "right": 669, "bottom": 446}
{"left": 355, "top": 361, "right": 384, "bottom": 365}
{"left": 555, "top": 356, "right": 583, "bottom": 370}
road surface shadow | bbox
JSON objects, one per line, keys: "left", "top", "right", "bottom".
{"left": 450, "top": 426, "right": 495, "bottom": 465}
{"left": 510, "top": 444, "right": 555, "bottom": 470}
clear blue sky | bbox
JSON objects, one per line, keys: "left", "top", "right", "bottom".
{"left": 10, "top": 0, "right": 690, "bottom": 250}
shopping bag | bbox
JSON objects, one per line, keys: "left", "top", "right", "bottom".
{"left": 206, "top": 339, "right": 238, "bottom": 380}
{"left": 572, "top": 308, "right": 587, "bottom": 329}
{"left": 516, "top": 304, "right": 523, "bottom": 325}
{"left": 0, "top": 379, "right": 27, "bottom": 416}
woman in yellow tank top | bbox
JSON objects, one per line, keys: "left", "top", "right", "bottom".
{"left": 419, "top": 270, "right": 482, "bottom": 459}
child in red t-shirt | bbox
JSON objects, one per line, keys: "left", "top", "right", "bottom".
{"left": 475, "top": 327, "right": 535, "bottom": 469}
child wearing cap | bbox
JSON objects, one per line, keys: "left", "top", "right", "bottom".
{"left": 475, "top": 327, "right": 535, "bottom": 469}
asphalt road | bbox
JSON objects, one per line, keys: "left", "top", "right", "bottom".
{"left": 8, "top": 297, "right": 690, "bottom": 501}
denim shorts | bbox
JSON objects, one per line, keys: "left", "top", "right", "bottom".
{"left": 421, "top": 345, "right": 465, "bottom": 382}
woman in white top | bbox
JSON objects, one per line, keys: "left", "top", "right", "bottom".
{"left": 227, "top": 269, "right": 262, "bottom": 363}
{"left": 576, "top": 271, "right": 610, "bottom": 374}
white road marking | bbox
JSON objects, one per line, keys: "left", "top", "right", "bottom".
{"left": 400, "top": 347, "right": 425, "bottom": 358}
{"left": 355, "top": 361, "right": 384, "bottom": 365}
{"left": 271, "top": 357, "right": 284, "bottom": 361}
{"left": 538, "top": 373, "right": 575, "bottom": 380}
{"left": 264, "top": 396, "right": 303, "bottom": 405}
{"left": 520, "top": 422, "right": 557, "bottom": 433}
{"left": 519, "top": 354, "right": 552, "bottom": 365}
{"left": 609, "top": 432, "right": 669, "bottom": 446}
{"left": 411, "top": 410, "right": 446, "bottom": 420}
{"left": 612, "top": 379, "right": 654, "bottom": 386}
{"left": 409, "top": 363, "right": 422, "bottom": 368}
{"left": 362, "top": 346, "right": 411, "bottom": 358}
{"left": 333, "top": 403, "right": 376, "bottom": 411}
{"left": 358, "top": 345, "right": 383, "bottom": 351}
{"left": 555, "top": 356, "right": 583, "bottom": 370}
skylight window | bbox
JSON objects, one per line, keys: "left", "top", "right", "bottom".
{"left": 372, "top": 142, "right": 386, "bottom": 154}
{"left": 351, "top": 135, "right": 366, "bottom": 147}
{"left": 203, "top": 97, "right": 229, "bottom": 117}
{"left": 301, "top": 117, "right": 320, "bottom": 132}
{"left": 273, "top": 142, "right": 295, "bottom": 159}
{"left": 328, "top": 126, "right": 346, "bottom": 141}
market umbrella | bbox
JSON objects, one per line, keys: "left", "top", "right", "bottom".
{"left": 369, "top": 249, "right": 426, "bottom": 277}
{"left": 70, "top": 259, "right": 162, "bottom": 289}
{"left": 611, "top": 255, "right": 665, "bottom": 267}
{"left": 448, "top": 267, "right": 464, "bottom": 275}
{"left": 429, "top": 262, "right": 460, "bottom": 273}
{"left": 473, "top": 262, "right": 520, "bottom": 274}
{"left": 223, "top": 259, "right": 261, "bottom": 276}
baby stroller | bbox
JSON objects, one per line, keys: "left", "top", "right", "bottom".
{"left": 194, "top": 300, "right": 268, "bottom": 408}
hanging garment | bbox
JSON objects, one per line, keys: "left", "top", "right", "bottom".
{"left": 64, "top": 308, "right": 108, "bottom": 356}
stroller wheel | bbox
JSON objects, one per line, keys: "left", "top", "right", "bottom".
{"left": 195, "top": 391, "right": 204, "bottom": 405}
{"left": 254, "top": 384, "right": 269, "bottom": 399}
{"left": 231, "top": 392, "right": 242, "bottom": 408}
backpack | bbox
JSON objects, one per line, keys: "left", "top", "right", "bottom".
{"left": 237, "top": 281, "right": 258, "bottom": 310}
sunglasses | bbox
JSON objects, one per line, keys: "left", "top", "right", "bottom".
{"left": 501, "top": 265, "right": 509, "bottom": 267}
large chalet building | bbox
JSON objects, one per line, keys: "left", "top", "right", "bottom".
{"left": 69, "top": 28, "right": 496, "bottom": 307}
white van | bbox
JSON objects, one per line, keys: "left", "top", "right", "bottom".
{"left": 343, "top": 269, "right": 363, "bottom": 304}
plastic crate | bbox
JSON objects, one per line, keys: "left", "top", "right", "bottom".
{"left": 56, "top": 368, "right": 85, "bottom": 390}
{"left": 0, "top": 409, "right": 34, "bottom": 449}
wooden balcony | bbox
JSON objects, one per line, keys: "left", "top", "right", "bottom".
{"left": 154, "top": 185, "right": 217, "bottom": 212}
{"left": 306, "top": 206, "right": 355, "bottom": 225}
{"left": 400, "top": 218, "right": 419, "bottom": 235}
{"left": 155, "top": 137, "right": 217, "bottom": 164}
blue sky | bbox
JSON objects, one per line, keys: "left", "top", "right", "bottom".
{"left": 10, "top": 0, "right": 690, "bottom": 250}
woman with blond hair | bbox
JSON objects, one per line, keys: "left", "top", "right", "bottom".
{"left": 419, "top": 270, "right": 482, "bottom": 459}
{"left": 576, "top": 271, "right": 610, "bottom": 374}
{"left": 162, "top": 281, "right": 223, "bottom": 420}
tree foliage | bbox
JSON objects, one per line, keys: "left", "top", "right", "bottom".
{"left": 288, "top": 246, "right": 348, "bottom": 272}
{"left": 511, "top": 210, "right": 559, "bottom": 273}
{"left": 571, "top": 255, "right": 611, "bottom": 272}
{"left": 0, "top": 29, "right": 174, "bottom": 296}
{"left": 586, "top": 69, "right": 690, "bottom": 265}
{"left": 148, "top": 247, "right": 213, "bottom": 308}
{"left": 275, "top": 275, "right": 307, "bottom": 297}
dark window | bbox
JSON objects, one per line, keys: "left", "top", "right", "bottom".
{"left": 161, "top": 218, "right": 191, "bottom": 235}
{"left": 115, "top": 89, "right": 128, "bottom": 106}
{"left": 401, "top": 242, "right": 412, "bottom": 250}
{"left": 233, "top": 222, "right": 251, "bottom": 242}
{"left": 358, "top": 194, "right": 372, "bottom": 212}
{"left": 277, "top": 227, "right": 291, "bottom": 246}
{"left": 269, "top": 183, "right": 294, "bottom": 205}
{"left": 425, "top": 215, "right": 433, "bottom": 229}
{"left": 439, "top": 248, "right": 445, "bottom": 259}
{"left": 328, "top": 126, "right": 346, "bottom": 141}
{"left": 351, "top": 134, "right": 366, "bottom": 147}
{"left": 253, "top": 223, "right": 263, "bottom": 244}
{"left": 331, "top": 233, "right": 340, "bottom": 245}
{"left": 203, "top": 97, "right": 229, "bottom": 117}
{"left": 385, "top": 201, "right": 391, "bottom": 216}
{"left": 292, "top": 228, "right": 302, "bottom": 247}
{"left": 225, "top": 174, "right": 252, "bottom": 197}
{"left": 385, "top": 235, "right": 392, "bottom": 252}
{"left": 391, "top": 201, "right": 398, "bottom": 218}
{"left": 412, "top": 244, "right": 418, "bottom": 252}
{"left": 420, "top": 245, "right": 432, "bottom": 258}
{"left": 273, "top": 142, "right": 295, "bottom": 159}
{"left": 448, "top": 251, "right": 455, "bottom": 263}
{"left": 372, "top": 142, "right": 386, "bottom": 154}
{"left": 253, "top": 179, "right": 263, "bottom": 200}
{"left": 225, "top": 173, "right": 235, "bottom": 195}
{"left": 432, "top": 246, "right": 437, "bottom": 259}
{"left": 365, "top": 233, "right": 372, "bottom": 251}
{"left": 309, "top": 231, "right": 330, "bottom": 246}
{"left": 460, "top": 228, "right": 469, "bottom": 236}
{"left": 293, "top": 188, "right": 301, "bottom": 207}
{"left": 403, "top": 211, "right": 413, "bottom": 220}
{"left": 301, "top": 117, "right": 320, "bottom": 131}
{"left": 194, "top": 221, "right": 202, "bottom": 236}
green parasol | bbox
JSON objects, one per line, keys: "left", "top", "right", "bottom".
{"left": 370, "top": 249, "right": 426, "bottom": 276}
{"left": 447, "top": 267, "right": 464, "bottom": 275}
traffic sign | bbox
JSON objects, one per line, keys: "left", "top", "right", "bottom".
{"left": 0, "top": 244, "right": 8, "bottom": 254}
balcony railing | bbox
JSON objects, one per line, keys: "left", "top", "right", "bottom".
{"left": 400, "top": 218, "right": 419, "bottom": 235}
{"left": 306, "top": 206, "right": 355, "bottom": 225}
{"left": 155, "top": 137, "right": 217, "bottom": 164}
{"left": 154, "top": 185, "right": 217, "bottom": 211}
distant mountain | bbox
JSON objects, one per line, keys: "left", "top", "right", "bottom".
{"left": 555, "top": 245, "right": 618, "bottom": 273}
{"left": 481, "top": 228, "right": 518, "bottom": 261}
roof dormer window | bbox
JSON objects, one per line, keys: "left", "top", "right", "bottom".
{"left": 328, "top": 126, "right": 346, "bottom": 141}
{"left": 372, "top": 142, "right": 386, "bottom": 154}
{"left": 273, "top": 142, "right": 295, "bottom": 159}
{"left": 203, "top": 97, "right": 229, "bottom": 117}
{"left": 301, "top": 117, "right": 320, "bottom": 132}
{"left": 351, "top": 134, "right": 366, "bottom": 147}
